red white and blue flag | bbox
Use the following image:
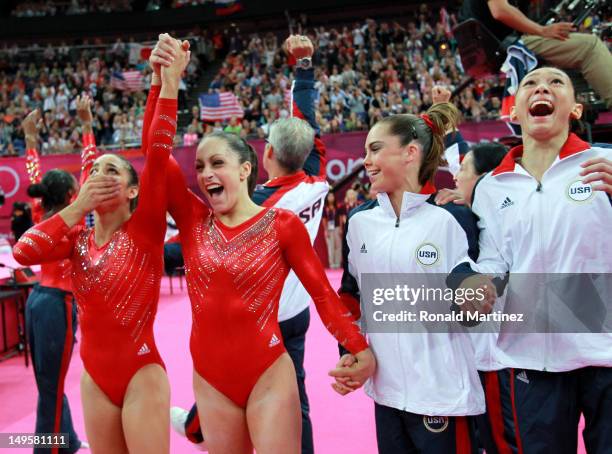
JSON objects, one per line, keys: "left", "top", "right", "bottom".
{"left": 110, "top": 70, "right": 144, "bottom": 91}
{"left": 199, "top": 92, "right": 244, "bottom": 122}
{"left": 215, "top": 0, "right": 242, "bottom": 16}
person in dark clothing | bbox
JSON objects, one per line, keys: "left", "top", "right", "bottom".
{"left": 459, "top": 0, "right": 612, "bottom": 107}
{"left": 11, "top": 202, "right": 33, "bottom": 242}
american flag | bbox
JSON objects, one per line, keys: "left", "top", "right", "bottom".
{"left": 110, "top": 70, "right": 144, "bottom": 91}
{"left": 215, "top": 0, "right": 243, "bottom": 16}
{"left": 199, "top": 92, "right": 244, "bottom": 122}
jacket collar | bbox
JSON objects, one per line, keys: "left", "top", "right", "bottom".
{"left": 263, "top": 170, "right": 307, "bottom": 187}
{"left": 492, "top": 133, "right": 590, "bottom": 176}
{"left": 376, "top": 181, "right": 436, "bottom": 219}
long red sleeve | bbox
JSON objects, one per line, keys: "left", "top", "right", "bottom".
{"left": 141, "top": 84, "right": 162, "bottom": 157}
{"left": 339, "top": 292, "right": 362, "bottom": 322}
{"left": 25, "top": 148, "right": 41, "bottom": 184}
{"left": 13, "top": 214, "right": 79, "bottom": 265}
{"left": 25, "top": 147, "right": 44, "bottom": 224}
{"left": 80, "top": 131, "right": 99, "bottom": 186}
{"left": 139, "top": 83, "right": 202, "bottom": 231}
{"left": 278, "top": 210, "right": 368, "bottom": 354}
{"left": 127, "top": 97, "right": 177, "bottom": 247}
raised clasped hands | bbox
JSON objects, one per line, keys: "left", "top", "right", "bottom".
{"left": 150, "top": 33, "right": 191, "bottom": 84}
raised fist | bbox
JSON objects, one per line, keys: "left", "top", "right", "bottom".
{"left": 284, "top": 34, "right": 314, "bottom": 60}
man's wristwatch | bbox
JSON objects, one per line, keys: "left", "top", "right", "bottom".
{"left": 296, "top": 57, "right": 313, "bottom": 70}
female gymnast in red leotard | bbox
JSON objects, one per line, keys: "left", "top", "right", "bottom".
{"left": 149, "top": 34, "right": 376, "bottom": 454}
{"left": 13, "top": 40, "right": 190, "bottom": 454}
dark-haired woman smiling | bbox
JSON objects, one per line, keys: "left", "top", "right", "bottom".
{"left": 450, "top": 67, "right": 612, "bottom": 453}
{"left": 334, "top": 101, "right": 485, "bottom": 454}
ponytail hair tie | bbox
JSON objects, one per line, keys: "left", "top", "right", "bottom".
{"left": 420, "top": 113, "right": 440, "bottom": 135}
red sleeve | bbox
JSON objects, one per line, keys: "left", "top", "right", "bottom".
{"left": 278, "top": 209, "right": 368, "bottom": 354}
{"left": 13, "top": 213, "right": 79, "bottom": 265}
{"left": 31, "top": 201, "right": 44, "bottom": 225}
{"left": 141, "top": 84, "right": 161, "bottom": 157}
{"left": 79, "top": 131, "right": 99, "bottom": 186}
{"left": 139, "top": 83, "right": 202, "bottom": 230}
{"left": 339, "top": 292, "right": 361, "bottom": 321}
{"left": 128, "top": 97, "right": 177, "bottom": 245}
{"left": 166, "top": 156, "right": 204, "bottom": 230}
{"left": 25, "top": 148, "right": 44, "bottom": 224}
{"left": 25, "top": 148, "right": 41, "bottom": 184}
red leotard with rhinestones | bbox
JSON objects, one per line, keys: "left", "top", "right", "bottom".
{"left": 138, "top": 86, "right": 367, "bottom": 407}
{"left": 139, "top": 93, "right": 367, "bottom": 407}
{"left": 182, "top": 204, "right": 367, "bottom": 407}
{"left": 13, "top": 98, "right": 177, "bottom": 407}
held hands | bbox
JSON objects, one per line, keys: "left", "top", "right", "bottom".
{"left": 150, "top": 33, "right": 191, "bottom": 84}
{"left": 284, "top": 34, "right": 314, "bottom": 60}
{"left": 329, "top": 348, "right": 376, "bottom": 396}
{"left": 457, "top": 274, "right": 497, "bottom": 315}
{"left": 581, "top": 157, "right": 612, "bottom": 195}
{"left": 541, "top": 22, "right": 575, "bottom": 40}
{"left": 330, "top": 354, "right": 359, "bottom": 395}
{"left": 150, "top": 33, "right": 178, "bottom": 76}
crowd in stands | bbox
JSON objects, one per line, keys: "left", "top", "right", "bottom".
{"left": 5, "top": 2, "right": 574, "bottom": 155}
{"left": 196, "top": 5, "right": 506, "bottom": 141}
{"left": 10, "top": 0, "right": 221, "bottom": 17}
{"left": 1, "top": 4, "right": 505, "bottom": 156}
{"left": 10, "top": 0, "right": 132, "bottom": 17}
{"left": 0, "top": 34, "right": 211, "bottom": 156}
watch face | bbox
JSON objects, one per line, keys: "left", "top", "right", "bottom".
{"left": 298, "top": 58, "right": 312, "bottom": 69}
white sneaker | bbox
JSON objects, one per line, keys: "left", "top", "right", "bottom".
{"left": 170, "top": 406, "right": 208, "bottom": 451}
{"left": 170, "top": 406, "right": 189, "bottom": 437}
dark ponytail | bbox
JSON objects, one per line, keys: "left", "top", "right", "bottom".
{"left": 376, "top": 102, "right": 459, "bottom": 185}
{"left": 27, "top": 169, "right": 76, "bottom": 216}
{"left": 205, "top": 132, "right": 259, "bottom": 196}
